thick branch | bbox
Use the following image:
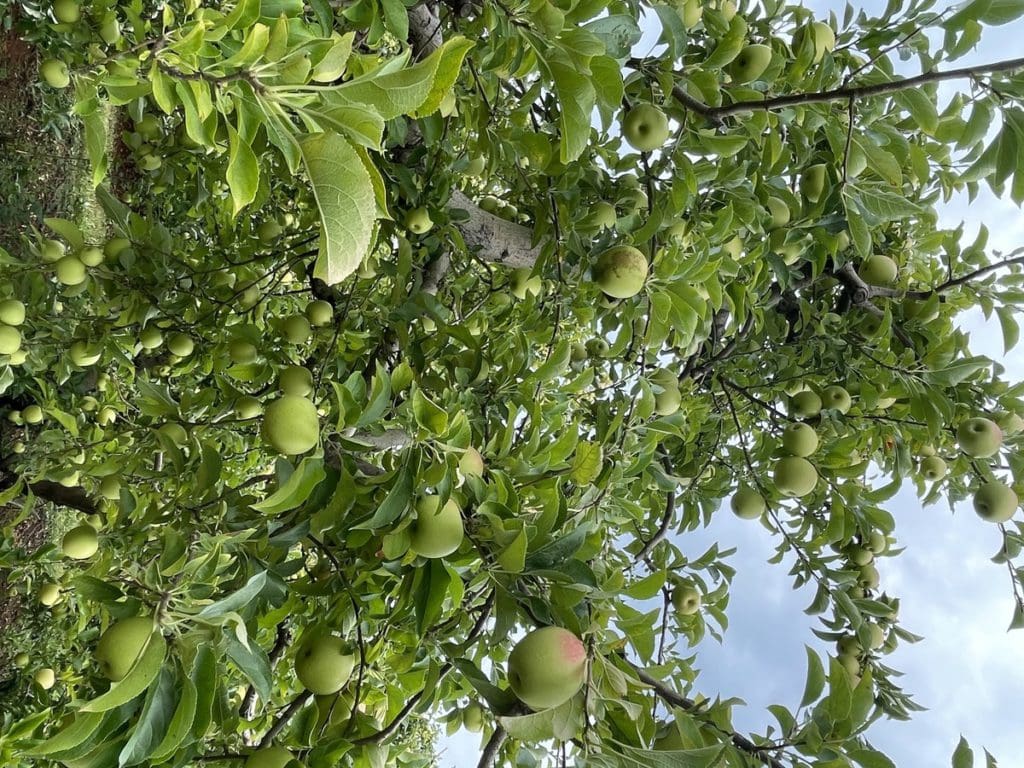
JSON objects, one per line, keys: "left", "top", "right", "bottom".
{"left": 408, "top": 4, "right": 443, "bottom": 56}
{"left": 909, "top": 252, "right": 1024, "bottom": 298}
{"left": 477, "top": 725, "right": 508, "bottom": 768}
{"left": 27, "top": 481, "right": 97, "bottom": 515}
{"left": 449, "top": 191, "right": 541, "bottom": 268}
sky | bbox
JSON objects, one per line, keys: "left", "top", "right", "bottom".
{"left": 440, "top": 2, "right": 1024, "bottom": 765}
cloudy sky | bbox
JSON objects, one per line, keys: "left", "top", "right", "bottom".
{"left": 441, "top": 2, "right": 1024, "bottom": 765}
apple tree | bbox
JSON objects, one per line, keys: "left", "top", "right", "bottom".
{"left": 2, "top": 0, "right": 1024, "bottom": 766}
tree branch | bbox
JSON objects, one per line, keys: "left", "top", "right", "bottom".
{"left": 476, "top": 725, "right": 508, "bottom": 768}
{"left": 27, "top": 481, "right": 97, "bottom": 515}
{"left": 448, "top": 191, "right": 542, "bottom": 268}
{"left": 257, "top": 691, "right": 312, "bottom": 748}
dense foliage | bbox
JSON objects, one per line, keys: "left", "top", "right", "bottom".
{"left": 2, "top": 0, "right": 1024, "bottom": 767}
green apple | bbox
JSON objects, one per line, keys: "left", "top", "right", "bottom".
{"left": 97, "top": 475, "right": 120, "bottom": 501}
{"left": 95, "top": 617, "right": 157, "bottom": 681}
{"left": 773, "top": 457, "right": 818, "bottom": 497}
{"left": 766, "top": 196, "right": 790, "bottom": 228}
{"left": 865, "top": 622, "right": 886, "bottom": 650}
{"left": 97, "top": 406, "right": 118, "bottom": 426}
{"left": 404, "top": 206, "right": 434, "bottom": 235}
{"left": 14, "top": 651, "right": 29, "bottom": 668}
{"left": 973, "top": 481, "right": 1018, "bottom": 523}
{"left": 800, "top": 164, "right": 828, "bottom": 203}
{"left": 867, "top": 531, "right": 888, "bottom": 554}
{"left": 139, "top": 326, "right": 163, "bottom": 350}
{"left": 40, "top": 59, "right": 70, "bottom": 88}
{"left": 306, "top": 300, "right": 333, "bottom": 326}
{"left": 588, "top": 201, "right": 617, "bottom": 230}
{"left": 409, "top": 496, "right": 464, "bottom": 559}
{"left": 510, "top": 268, "right": 543, "bottom": 300}
{"left": 464, "top": 155, "right": 487, "bottom": 177}
{"left": 957, "top": 417, "right": 1002, "bottom": 458}
{"left": 39, "top": 583, "right": 61, "bottom": 606}
{"left": 263, "top": 395, "right": 319, "bottom": 454}
{"left": 139, "top": 154, "right": 162, "bottom": 172}
{"left": 789, "top": 390, "right": 822, "bottom": 420}
{"left": 22, "top": 404, "right": 43, "bottom": 424}
{"left": 837, "top": 653, "right": 860, "bottom": 678}
{"left": 69, "top": 340, "right": 101, "bottom": 366}
{"left": 78, "top": 246, "right": 104, "bottom": 267}
{"left": 593, "top": 246, "right": 649, "bottom": 299}
{"left": 810, "top": 22, "right": 836, "bottom": 61}
{"left": 723, "top": 235, "right": 744, "bottom": 258}
{"left": 459, "top": 447, "right": 485, "bottom": 478}
{"left": 507, "top": 626, "right": 587, "bottom": 710}
{"left": 836, "top": 635, "right": 861, "bottom": 656}
{"left": 55, "top": 255, "right": 86, "bottom": 286}
{"left": 848, "top": 546, "right": 873, "bottom": 566}
{"left": 99, "top": 12, "right": 121, "bottom": 44}
{"left": 53, "top": 0, "right": 80, "bottom": 23}
{"left": 858, "top": 254, "right": 898, "bottom": 286}
{"left": 730, "top": 484, "right": 765, "bottom": 519}
{"left": 678, "top": 0, "right": 702, "bottom": 28}
{"left": 104, "top": 237, "right": 131, "bottom": 259}
{"left": 0, "top": 299, "right": 25, "bottom": 325}
{"left": 158, "top": 423, "right": 188, "bottom": 446}
{"left": 462, "top": 702, "right": 484, "bottom": 732}
{"left": 919, "top": 455, "right": 946, "bottom": 481}
{"left": 229, "top": 339, "right": 258, "bottom": 364}
{"left": 244, "top": 747, "right": 295, "bottom": 768}
{"left": 167, "top": 333, "right": 194, "bottom": 357}
{"left": 857, "top": 563, "right": 880, "bottom": 589}
{"left": 782, "top": 422, "right": 818, "bottom": 457}
{"left": 821, "top": 385, "right": 852, "bottom": 414}
{"left": 654, "top": 386, "right": 681, "bottom": 416}
{"left": 671, "top": 583, "right": 702, "bottom": 615}
{"left": 282, "top": 314, "right": 311, "bottom": 344}
{"left": 34, "top": 668, "right": 56, "bottom": 689}
{"left": 295, "top": 634, "right": 354, "bottom": 695}
{"left": 280, "top": 365, "right": 314, "bottom": 397}
{"left": 729, "top": 44, "right": 773, "bottom": 84}
{"left": 0, "top": 325, "right": 21, "bottom": 355}
{"left": 62, "top": 524, "right": 98, "bottom": 559}
{"left": 621, "top": 104, "right": 670, "bottom": 153}
{"left": 234, "top": 396, "right": 262, "bottom": 420}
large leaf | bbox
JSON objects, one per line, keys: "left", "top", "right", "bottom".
{"left": 251, "top": 457, "right": 326, "bottom": 514}
{"left": 299, "top": 132, "right": 376, "bottom": 285}
{"left": 82, "top": 631, "right": 166, "bottom": 712}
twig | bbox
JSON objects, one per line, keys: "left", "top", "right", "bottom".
{"left": 257, "top": 691, "right": 312, "bottom": 748}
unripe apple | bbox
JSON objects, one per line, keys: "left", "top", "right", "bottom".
{"left": 244, "top": 747, "right": 295, "bottom": 768}
{"left": 653, "top": 373, "right": 682, "bottom": 416}
{"left": 62, "top": 524, "right": 98, "bottom": 559}
{"left": 464, "top": 155, "right": 487, "bottom": 177}
{"left": 621, "top": 104, "right": 670, "bottom": 153}
{"left": 0, "top": 325, "right": 21, "bottom": 355}
{"left": 306, "top": 300, "right": 333, "bottom": 326}
{"left": 229, "top": 339, "right": 258, "bottom": 364}
{"left": 507, "top": 626, "right": 587, "bottom": 710}
{"left": 837, "top": 653, "right": 859, "bottom": 678}
{"left": 867, "top": 531, "right": 888, "bottom": 554}
{"left": 723, "top": 235, "right": 743, "bottom": 258}
{"left": 78, "top": 246, "right": 104, "bottom": 267}
{"left": 671, "top": 583, "right": 702, "bottom": 615}
{"left": 40, "top": 59, "right": 70, "bottom": 88}
{"left": 234, "top": 396, "right": 262, "bottom": 419}
{"left": 14, "top": 651, "right": 29, "bottom": 668}
{"left": 52, "top": 0, "right": 80, "bottom": 23}
{"left": 773, "top": 457, "right": 818, "bottom": 497}
{"left": 22, "top": 404, "right": 43, "bottom": 424}
{"left": 158, "top": 423, "right": 188, "bottom": 446}
{"left": 588, "top": 201, "right": 617, "bottom": 230}
{"left": 766, "top": 196, "right": 790, "bottom": 228}
{"left": 97, "top": 406, "right": 118, "bottom": 426}
{"left": 459, "top": 447, "right": 485, "bottom": 478}
{"left": 957, "top": 417, "right": 1002, "bottom": 458}
{"left": 294, "top": 634, "right": 354, "bottom": 695}
{"left": 0, "top": 299, "right": 25, "bottom": 325}
{"left": 782, "top": 422, "right": 818, "bottom": 457}
{"left": 729, "top": 44, "right": 773, "bottom": 84}
{"left": 789, "top": 390, "right": 822, "bottom": 420}
{"left": 97, "top": 475, "right": 120, "bottom": 501}
{"left": 279, "top": 365, "right": 314, "bottom": 397}
{"left": 865, "top": 622, "right": 886, "bottom": 650}
{"left": 795, "top": 20, "right": 836, "bottom": 63}
{"left": 973, "top": 481, "right": 1018, "bottom": 523}
{"left": 730, "top": 484, "right": 765, "bottom": 519}
{"left": 263, "top": 395, "right": 320, "bottom": 454}
{"left": 139, "top": 326, "right": 163, "bottom": 350}
{"left": 510, "top": 268, "right": 542, "bottom": 300}
{"left": 404, "top": 206, "right": 434, "bottom": 235}
{"left": 462, "top": 702, "right": 484, "bottom": 732}
{"left": 848, "top": 546, "right": 873, "bottom": 566}
{"left": 858, "top": 254, "right": 898, "bottom": 286}
{"left": 99, "top": 13, "right": 121, "bottom": 44}
{"left": 39, "top": 583, "right": 61, "bottom": 606}
{"left": 281, "top": 314, "right": 311, "bottom": 344}
{"left": 857, "top": 563, "right": 880, "bottom": 589}
{"left": 167, "top": 333, "right": 194, "bottom": 357}
{"left": 34, "top": 668, "right": 56, "bottom": 689}
{"left": 55, "top": 255, "right": 86, "bottom": 286}
{"left": 836, "top": 635, "right": 861, "bottom": 656}
{"left": 995, "top": 411, "right": 1024, "bottom": 435}
{"left": 593, "top": 246, "right": 648, "bottom": 299}
{"left": 821, "top": 385, "right": 852, "bottom": 414}
{"left": 409, "top": 496, "right": 464, "bottom": 558}
{"left": 800, "top": 164, "right": 828, "bottom": 203}
{"left": 95, "top": 616, "right": 157, "bottom": 681}
{"left": 919, "top": 455, "right": 947, "bottom": 481}
{"left": 69, "top": 340, "right": 101, "bottom": 366}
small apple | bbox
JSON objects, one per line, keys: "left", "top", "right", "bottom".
{"left": 139, "top": 326, "right": 163, "bottom": 350}
{"left": 22, "top": 405, "right": 43, "bottom": 424}
{"left": 865, "top": 622, "right": 886, "bottom": 650}
{"left": 593, "top": 246, "right": 649, "bottom": 299}
{"left": 973, "top": 481, "right": 1018, "bottom": 523}
{"left": 14, "top": 652, "right": 29, "bottom": 668}
{"left": 729, "top": 44, "right": 773, "bottom": 84}
{"left": 62, "top": 524, "right": 98, "bottom": 559}
{"left": 773, "top": 457, "right": 818, "bottom": 497}
{"left": 34, "top": 668, "right": 56, "bottom": 690}
{"left": 229, "top": 339, "right": 258, "bottom": 364}
{"left": 588, "top": 201, "right": 617, "bottom": 230}
{"left": 282, "top": 314, "right": 311, "bottom": 344}
{"left": 957, "top": 417, "right": 1002, "bottom": 458}
{"left": 55, "top": 255, "right": 86, "bottom": 286}
{"left": 263, "top": 395, "right": 320, "bottom": 454}
{"left": 52, "top": 0, "right": 80, "bottom": 23}
{"left": 462, "top": 702, "right": 484, "bottom": 732}
{"left": 919, "top": 455, "right": 947, "bottom": 481}
{"left": 404, "top": 206, "right": 434, "bottom": 235}
{"left": 848, "top": 546, "right": 873, "bottom": 566}
{"left": 409, "top": 496, "right": 464, "bottom": 559}
{"left": 800, "top": 164, "right": 828, "bottom": 203}
{"left": 766, "top": 196, "right": 790, "bottom": 228}
{"left": 0, "top": 325, "right": 21, "bottom": 355}
{"left": 69, "top": 340, "right": 101, "bottom": 366}
{"left": 158, "top": 423, "right": 188, "bottom": 446}
{"left": 167, "top": 333, "right": 194, "bottom": 357}
{"left": 836, "top": 635, "right": 861, "bottom": 656}
{"left": 464, "top": 155, "right": 486, "bottom": 177}
{"left": 671, "top": 583, "right": 702, "bottom": 616}
{"left": 789, "top": 390, "right": 822, "bottom": 420}
{"left": 857, "top": 563, "right": 880, "bottom": 589}
{"left": 38, "top": 583, "right": 62, "bottom": 606}
{"left": 99, "top": 13, "right": 121, "bottom": 45}
{"left": 507, "top": 626, "right": 587, "bottom": 710}
{"left": 821, "top": 385, "right": 852, "bottom": 414}
{"left": 294, "top": 634, "right": 355, "bottom": 695}
{"left": 96, "top": 617, "right": 157, "bottom": 681}
{"left": 621, "top": 104, "right": 670, "bottom": 153}
{"left": 279, "top": 365, "right": 314, "bottom": 397}
{"left": 510, "top": 268, "right": 543, "bottom": 300}
{"left": 782, "top": 422, "right": 818, "bottom": 457}
{"left": 837, "top": 653, "right": 860, "bottom": 678}
{"left": 867, "top": 531, "right": 888, "bottom": 554}
{"left": 78, "top": 246, "right": 104, "bottom": 267}
{"left": 730, "top": 484, "right": 765, "bottom": 519}
{"left": 858, "top": 254, "right": 898, "bottom": 286}
{"left": 723, "top": 235, "right": 744, "bottom": 258}
{"left": 306, "top": 300, "right": 333, "bottom": 326}
{"left": 0, "top": 299, "right": 25, "bottom": 325}
{"left": 40, "top": 59, "right": 70, "bottom": 88}
{"left": 234, "top": 396, "right": 262, "bottom": 420}
{"left": 459, "top": 447, "right": 485, "bottom": 478}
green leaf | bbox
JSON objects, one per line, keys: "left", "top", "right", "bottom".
{"left": 997, "top": 305, "right": 1020, "bottom": 353}
{"left": 25, "top": 710, "right": 105, "bottom": 756}
{"left": 799, "top": 646, "right": 825, "bottom": 707}
{"left": 43, "top": 218, "right": 84, "bottom": 250}
{"left": 189, "top": 646, "right": 217, "bottom": 739}
{"left": 195, "top": 572, "right": 269, "bottom": 620}
{"left": 895, "top": 89, "right": 938, "bottom": 134}
{"left": 980, "top": 0, "right": 1024, "bottom": 24}
{"left": 952, "top": 736, "right": 974, "bottom": 768}
{"left": 624, "top": 571, "right": 665, "bottom": 600}
{"left": 82, "top": 631, "right": 166, "bottom": 712}
{"left": 496, "top": 528, "right": 528, "bottom": 573}
{"left": 848, "top": 747, "right": 897, "bottom": 768}
{"left": 544, "top": 47, "right": 596, "bottom": 163}
{"left": 149, "top": 671, "right": 197, "bottom": 762}
{"left": 299, "top": 132, "right": 376, "bottom": 285}
{"left": 414, "top": 559, "right": 451, "bottom": 635}
{"left": 525, "top": 525, "right": 590, "bottom": 571}
{"left": 356, "top": 460, "right": 415, "bottom": 530}
{"left": 251, "top": 458, "right": 326, "bottom": 514}
{"left": 222, "top": 630, "right": 273, "bottom": 704}
{"left": 581, "top": 15, "right": 642, "bottom": 59}
{"left": 226, "top": 120, "right": 259, "bottom": 215}
{"left": 380, "top": 0, "right": 408, "bottom": 41}
{"left": 118, "top": 665, "right": 177, "bottom": 766}
{"left": 609, "top": 744, "right": 728, "bottom": 768}
{"left": 570, "top": 442, "right": 603, "bottom": 485}
{"left": 312, "top": 33, "right": 354, "bottom": 82}
{"left": 412, "top": 388, "right": 449, "bottom": 434}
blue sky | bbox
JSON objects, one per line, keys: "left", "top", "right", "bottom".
{"left": 440, "top": 3, "right": 1024, "bottom": 765}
